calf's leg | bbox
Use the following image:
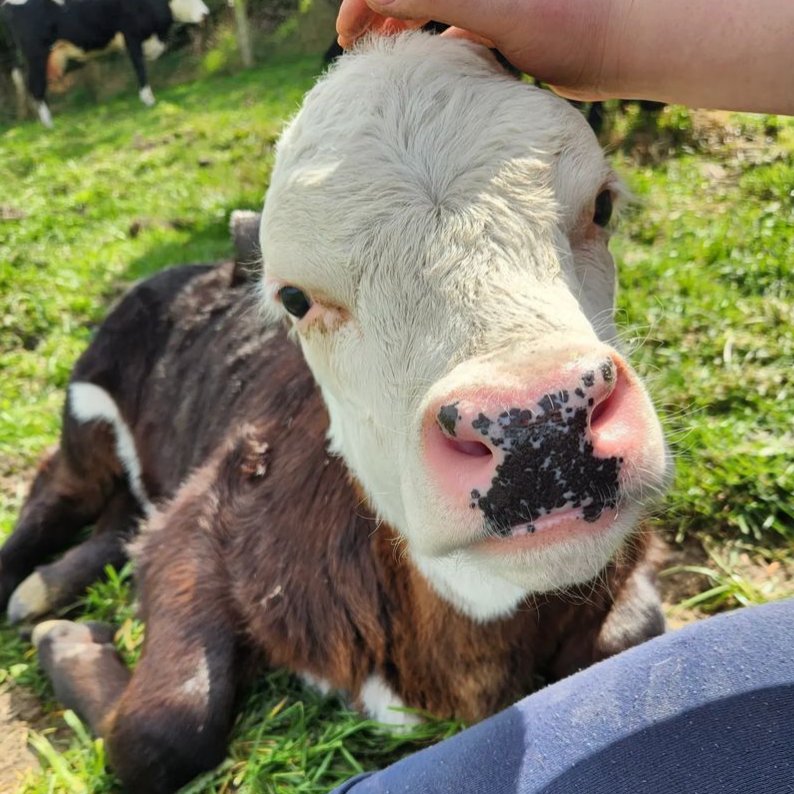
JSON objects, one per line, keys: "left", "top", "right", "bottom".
{"left": 32, "top": 434, "right": 262, "bottom": 793}
{"left": 33, "top": 620, "right": 131, "bottom": 733}
{"left": 33, "top": 593, "right": 241, "bottom": 794}
{"left": 31, "top": 537, "right": 243, "bottom": 793}
{"left": 1, "top": 399, "right": 129, "bottom": 614}
{"left": 103, "top": 437, "right": 267, "bottom": 793}
{"left": 7, "top": 489, "right": 142, "bottom": 624}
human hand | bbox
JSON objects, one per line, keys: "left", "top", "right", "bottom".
{"left": 336, "top": 0, "right": 794, "bottom": 114}
{"left": 336, "top": 0, "right": 617, "bottom": 102}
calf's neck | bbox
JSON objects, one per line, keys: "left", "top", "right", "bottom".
{"left": 0, "top": 33, "right": 671, "bottom": 793}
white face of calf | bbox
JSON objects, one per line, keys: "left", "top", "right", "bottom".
{"left": 169, "top": 0, "right": 209, "bottom": 24}
{"left": 262, "top": 34, "right": 670, "bottom": 620}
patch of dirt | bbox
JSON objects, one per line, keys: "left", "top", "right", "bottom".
{"left": 0, "top": 206, "right": 27, "bottom": 222}
{"left": 658, "top": 535, "right": 794, "bottom": 630}
{"left": 658, "top": 537, "right": 712, "bottom": 628}
{"left": 0, "top": 686, "right": 42, "bottom": 792}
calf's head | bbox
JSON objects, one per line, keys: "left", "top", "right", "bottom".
{"left": 261, "top": 34, "right": 670, "bottom": 619}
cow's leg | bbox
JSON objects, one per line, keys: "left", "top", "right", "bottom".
{"left": 33, "top": 433, "right": 262, "bottom": 792}
{"left": 105, "top": 593, "right": 243, "bottom": 794}
{"left": 34, "top": 540, "right": 244, "bottom": 794}
{"left": 103, "top": 428, "right": 269, "bottom": 791}
{"left": 124, "top": 38, "right": 155, "bottom": 107}
{"left": 102, "top": 441, "right": 264, "bottom": 793}
{"left": 7, "top": 489, "right": 141, "bottom": 624}
{"left": 11, "top": 67, "right": 28, "bottom": 120}
{"left": 1, "top": 402, "right": 127, "bottom": 614}
{"left": 33, "top": 620, "right": 131, "bottom": 732}
{"left": 23, "top": 48, "right": 53, "bottom": 127}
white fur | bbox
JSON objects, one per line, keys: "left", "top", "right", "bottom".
{"left": 7, "top": 571, "right": 49, "bottom": 624}
{"left": 10, "top": 67, "right": 25, "bottom": 90}
{"left": 138, "top": 85, "right": 156, "bottom": 107}
{"left": 69, "top": 382, "right": 153, "bottom": 514}
{"left": 142, "top": 35, "right": 166, "bottom": 61}
{"left": 179, "top": 648, "right": 211, "bottom": 707}
{"left": 11, "top": 67, "right": 26, "bottom": 116}
{"left": 414, "top": 552, "right": 527, "bottom": 621}
{"left": 359, "top": 674, "right": 420, "bottom": 727}
{"left": 37, "top": 102, "right": 53, "bottom": 128}
{"left": 300, "top": 672, "right": 333, "bottom": 696}
{"left": 169, "top": 0, "right": 208, "bottom": 24}
{"left": 260, "top": 34, "right": 670, "bottom": 621}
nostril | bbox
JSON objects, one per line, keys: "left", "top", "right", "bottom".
{"left": 590, "top": 396, "right": 610, "bottom": 429}
{"left": 589, "top": 369, "right": 628, "bottom": 439}
{"left": 442, "top": 435, "right": 493, "bottom": 458}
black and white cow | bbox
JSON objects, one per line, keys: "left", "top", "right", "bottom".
{"left": 1, "top": 0, "right": 208, "bottom": 127}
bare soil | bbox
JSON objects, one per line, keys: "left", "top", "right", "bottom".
{"left": 0, "top": 686, "right": 43, "bottom": 793}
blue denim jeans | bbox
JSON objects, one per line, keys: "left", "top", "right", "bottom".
{"left": 333, "top": 599, "right": 794, "bottom": 794}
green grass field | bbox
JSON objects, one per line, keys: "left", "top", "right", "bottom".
{"left": 1, "top": 54, "right": 792, "bottom": 793}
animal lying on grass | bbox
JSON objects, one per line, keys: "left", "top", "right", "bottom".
{"left": 0, "top": 32, "right": 671, "bottom": 793}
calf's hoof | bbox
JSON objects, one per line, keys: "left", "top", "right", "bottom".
{"left": 7, "top": 571, "right": 51, "bottom": 624}
{"left": 32, "top": 620, "right": 123, "bottom": 731}
{"left": 139, "top": 86, "right": 156, "bottom": 107}
{"left": 37, "top": 102, "right": 53, "bottom": 128}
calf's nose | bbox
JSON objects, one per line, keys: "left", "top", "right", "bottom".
{"left": 424, "top": 354, "right": 640, "bottom": 533}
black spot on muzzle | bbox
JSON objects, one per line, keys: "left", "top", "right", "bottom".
{"left": 473, "top": 382, "right": 621, "bottom": 535}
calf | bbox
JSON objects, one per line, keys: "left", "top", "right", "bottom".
{"left": 1, "top": 0, "right": 208, "bottom": 127}
{"left": 0, "top": 33, "right": 671, "bottom": 793}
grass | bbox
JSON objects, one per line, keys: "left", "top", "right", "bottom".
{"left": 0, "top": 53, "right": 792, "bottom": 794}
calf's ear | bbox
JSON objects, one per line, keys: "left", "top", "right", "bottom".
{"left": 229, "top": 210, "right": 263, "bottom": 282}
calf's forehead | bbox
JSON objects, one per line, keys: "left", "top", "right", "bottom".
{"left": 262, "top": 35, "right": 609, "bottom": 299}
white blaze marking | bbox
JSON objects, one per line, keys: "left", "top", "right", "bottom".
{"left": 179, "top": 648, "right": 211, "bottom": 707}
{"left": 359, "top": 674, "right": 420, "bottom": 728}
{"left": 138, "top": 85, "right": 156, "bottom": 107}
{"left": 69, "top": 382, "right": 153, "bottom": 514}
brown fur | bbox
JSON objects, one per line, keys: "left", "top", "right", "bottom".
{"left": 2, "top": 261, "right": 664, "bottom": 793}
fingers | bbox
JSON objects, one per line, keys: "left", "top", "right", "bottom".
{"left": 336, "top": 0, "right": 374, "bottom": 44}
{"left": 337, "top": 0, "right": 507, "bottom": 49}
{"left": 337, "top": 0, "right": 430, "bottom": 49}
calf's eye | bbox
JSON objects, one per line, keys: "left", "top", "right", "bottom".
{"left": 278, "top": 286, "right": 312, "bottom": 319}
{"left": 593, "top": 190, "right": 613, "bottom": 227}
